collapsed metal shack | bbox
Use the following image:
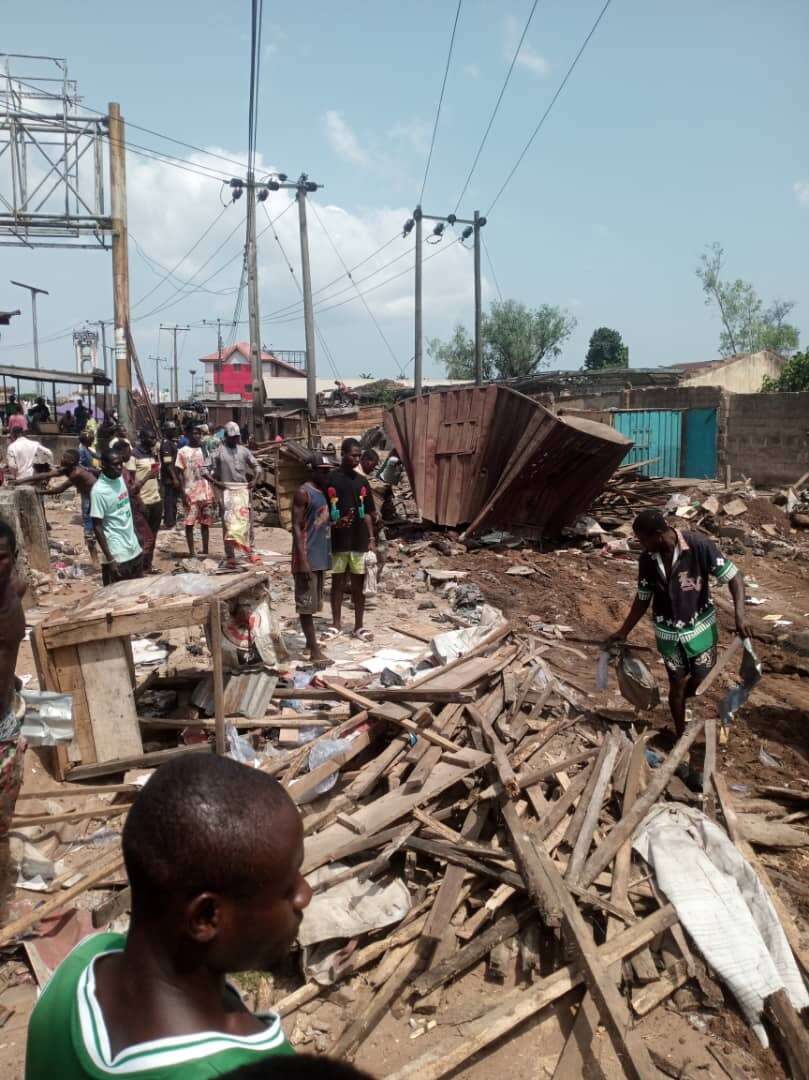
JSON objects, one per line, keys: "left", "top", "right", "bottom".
{"left": 384, "top": 384, "right": 632, "bottom": 536}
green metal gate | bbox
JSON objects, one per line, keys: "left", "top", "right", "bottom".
{"left": 613, "top": 410, "right": 682, "bottom": 476}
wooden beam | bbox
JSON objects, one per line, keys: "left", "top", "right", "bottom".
{"left": 763, "top": 989, "right": 809, "bottom": 1080}
{"left": 565, "top": 733, "right": 620, "bottom": 887}
{"left": 386, "top": 905, "right": 677, "bottom": 1080}
{"left": 579, "top": 720, "right": 704, "bottom": 889}
{"left": 209, "top": 600, "right": 226, "bottom": 756}
{"left": 65, "top": 742, "right": 213, "bottom": 781}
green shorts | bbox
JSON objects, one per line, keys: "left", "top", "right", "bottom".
{"left": 331, "top": 551, "right": 366, "bottom": 576}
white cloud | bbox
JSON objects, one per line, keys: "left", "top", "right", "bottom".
{"left": 387, "top": 120, "right": 430, "bottom": 155}
{"left": 504, "top": 14, "right": 549, "bottom": 77}
{"left": 263, "top": 23, "right": 288, "bottom": 57}
{"left": 463, "top": 63, "right": 480, "bottom": 79}
{"left": 793, "top": 180, "right": 809, "bottom": 208}
{"left": 324, "top": 110, "right": 370, "bottom": 166}
{"left": 120, "top": 147, "right": 479, "bottom": 376}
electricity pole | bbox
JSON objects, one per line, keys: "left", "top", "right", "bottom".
{"left": 413, "top": 208, "right": 423, "bottom": 396}
{"left": 242, "top": 171, "right": 265, "bottom": 441}
{"left": 96, "top": 320, "right": 110, "bottom": 417}
{"left": 108, "top": 103, "right": 132, "bottom": 430}
{"left": 404, "top": 208, "right": 486, "bottom": 391}
{"left": 149, "top": 355, "right": 164, "bottom": 405}
{"left": 296, "top": 176, "right": 318, "bottom": 426}
{"left": 160, "top": 324, "right": 189, "bottom": 404}
{"left": 10, "top": 279, "right": 48, "bottom": 395}
{"left": 473, "top": 211, "right": 483, "bottom": 385}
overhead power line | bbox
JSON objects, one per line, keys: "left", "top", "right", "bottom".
{"left": 308, "top": 199, "right": 402, "bottom": 371}
{"left": 482, "top": 235, "right": 503, "bottom": 301}
{"left": 419, "top": 0, "right": 464, "bottom": 204}
{"left": 452, "top": 0, "right": 540, "bottom": 214}
{"left": 486, "top": 0, "right": 614, "bottom": 215}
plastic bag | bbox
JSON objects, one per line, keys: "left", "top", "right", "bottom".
{"left": 301, "top": 737, "right": 353, "bottom": 801}
{"left": 363, "top": 550, "right": 378, "bottom": 596}
{"left": 595, "top": 650, "right": 611, "bottom": 691}
{"left": 720, "top": 638, "right": 762, "bottom": 728}
{"left": 225, "top": 723, "right": 258, "bottom": 766}
{"left": 616, "top": 647, "right": 660, "bottom": 711}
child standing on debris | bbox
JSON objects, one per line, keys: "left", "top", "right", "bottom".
{"left": 176, "top": 425, "right": 215, "bottom": 557}
{"left": 607, "top": 508, "right": 749, "bottom": 738}
{"left": 25, "top": 754, "right": 312, "bottom": 1079}
{"left": 292, "top": 454, "right": 333, "bottom": 662}
{"left": 0, "top": 520, "right": 26, "bottom": 922}
{"left": 323, "top": 438, "right": 376, "bottom": 643}
{"left": 90, "top": 449, "right": 144, "bottom": 586}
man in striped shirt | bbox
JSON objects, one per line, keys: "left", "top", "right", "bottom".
{"left": 608, "top": 509, "right": 748, "bottom": 737}
{"left": 26, "top": 755, "right": 312, "bottom": 1079}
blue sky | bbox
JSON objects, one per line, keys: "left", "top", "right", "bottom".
{"left": 3, "top": 0, "right": 808, "bottom": 393}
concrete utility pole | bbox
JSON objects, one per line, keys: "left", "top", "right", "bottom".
{"left": 189, "top": 367, "right": 197, "bottom": 397}
{"left": 160, "top": 324, "right": 189, "bottom": 403}
{"left": 244, "top": 172, "right": 265, "bottom": 441}
{"left": 413, "top": 207, "right": 423, "bottom": 397}
{"left": 405, "top": 207, "right": 486, "bottom": 391}
{"left": 10, "top": 280, "right": 48, "bottom": 395}
{"left": 295, "top": 176, "right": 319, "bottom": 424}
{"left": 96, "top": 320, "right": 110, "bottom": 417}
{"left": 149, "top": 355, "right": 164, "bottom": 405}
{"left": 108, "top": 103, "right": 132, "bottom": 430}
{"left": 473, "top": 211, "right": 483, "bottom": 385}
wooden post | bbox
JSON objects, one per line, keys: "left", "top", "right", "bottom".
{"left": 210, "top": 601, "right": 226, "bottom": 756}
{"left": 108, "top": 102, "right": 132, "bottom": 430}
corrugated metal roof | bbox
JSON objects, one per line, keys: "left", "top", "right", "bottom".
{"left": 191, "top": 669, "right": 277, "bottom": 719}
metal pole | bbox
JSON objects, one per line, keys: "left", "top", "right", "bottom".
{"left": 246, "top": 176, "right": 265, "bottom": 440}
{"left": 31, "top": 290, "right": 40, "bottom": 390}
{"left": 473, "top": 210, "right": 483, "bottom": 385}
{"left": 108, "top": 102, "right": 132, "bottom": 430}
{"left": 172, "top": 329, "right": 178, "bottom": 403}
{"left": 216, "top": 318, "right": 222, "bottom": 403}
{"left": 297, "top": 179, "right": 318, "bottom": 429}
{"left": 414, "top": 206, "right": 423, "bottom": 397}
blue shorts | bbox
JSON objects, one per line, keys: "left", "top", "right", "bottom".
{"left": 81, "top": 492, "right": 93, "bottom": 537}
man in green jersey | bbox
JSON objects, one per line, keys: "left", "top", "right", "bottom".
{"left": 26, "top": 754, "right": 312, "bottom": 1079}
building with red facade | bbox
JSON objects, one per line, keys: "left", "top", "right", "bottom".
{"left": 200, "top": 342, "right": 306, "bottom": 399}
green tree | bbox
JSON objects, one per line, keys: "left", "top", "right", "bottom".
{"left": 584, "top": 327, "right": 629, "bottom": 370}
{"left": 696, "top": 243, "right": 799, "bottom": 357}
{"left": 761, "top": 350, "right": 809, "bottom": 392}
{"left": 429, "top": 301, "right": 576, "bottom": 380}
{"left": 427, "top": 323, "right": 481, "bottom": 380}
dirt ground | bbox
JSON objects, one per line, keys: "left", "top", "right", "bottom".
{"left": 2, "top": 488, "right": 809, "bottom": 1078}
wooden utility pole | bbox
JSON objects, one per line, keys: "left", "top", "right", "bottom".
{"left": 160, "top": 324, "right": 189, "bottom": 403}
{"left": 97, "top": 320, "right": 110, "bottom": 417}
{"left": 108, "top": 103, "right": 132, "bottom": 430}
{"left": 473, "top": 210, "right": 483, "bottom": 385}
{"left": 296, "top": 177, "right": 318, "bottom": 426}
{"left": 202, "top": 318, "right": 224, "bottom": 401}
{"left": 245, "top": 174, "right": 265, "bottom": 441}
{"left": 414, "top": 206, "right": 423, "bottom": 396}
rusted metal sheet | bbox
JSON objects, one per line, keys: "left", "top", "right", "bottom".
{"left": 384, "top": 386, "right": 632, "bottom": 534}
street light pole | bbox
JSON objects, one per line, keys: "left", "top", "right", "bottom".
{"left": 10, "top": 279, "right": 49, "bottom": 395}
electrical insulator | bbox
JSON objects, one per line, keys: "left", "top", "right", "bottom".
{"left": 402, "top": 218, "right": 414, "bottom": 237}
{"left": 257, "top": 187, "right": 269, "bottom": 201}
{"left": 461, "top": 225, "right": 473, "bottom": 240}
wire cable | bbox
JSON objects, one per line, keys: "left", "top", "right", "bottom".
{"left": 452, "top": 0, "right": 540, "bottom": 214}
{"left": 419, "top": 0, "right": 464, "bottom": 204}
{"left": 482, "top": 235, "right": 504, "bottom": 302}
{"left": 308, "top": 199, "right": 402, "bottom": 370}
{"left": 486, "top": 0, "right": 613, "bottom": 215}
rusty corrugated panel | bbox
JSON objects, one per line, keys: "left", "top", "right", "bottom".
{"left": 384, "top": 386, "right": 632, "bottom": 534}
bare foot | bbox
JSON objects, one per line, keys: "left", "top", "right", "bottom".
{"left": 308, "top": 647, "right": 330, "bottom": 664}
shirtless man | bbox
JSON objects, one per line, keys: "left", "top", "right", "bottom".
{"left": 0, "top": 520, "right": 27, "bottom": 919}
{"left": 33, "top": 448, "right": 99, "bottom": 563}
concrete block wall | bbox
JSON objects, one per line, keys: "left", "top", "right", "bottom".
{"left": 725, "top": 392, "right": 809, "bottom": 486}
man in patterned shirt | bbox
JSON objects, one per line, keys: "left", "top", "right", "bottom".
{"left": 608, "top": 508, "right": 749, "bottom": 736}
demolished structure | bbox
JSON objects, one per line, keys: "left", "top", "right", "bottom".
{"left": 383, "top": 384, "right": 632, "bottom": 535}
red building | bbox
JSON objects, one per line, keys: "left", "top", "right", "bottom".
{"left": 200, "top": 342, "right": 305, "bottom": 399}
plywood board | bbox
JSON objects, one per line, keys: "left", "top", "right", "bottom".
{"left": 78, "top": 638, "right": 143, "bottom": 762}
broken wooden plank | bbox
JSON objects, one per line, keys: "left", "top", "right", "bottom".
{"left": 468, "top": 703, "right": 519, "bottom": 799}
{"left": 565, "top": 732, "right": 621, "bottom": 886}
{"left": 386, "top": 904, "right": 677, "bottom": 1080}
{"left": 579, "top": 720, "right": 705, "bottom": 889}
{"left": 631, "top": 960, "right": 688, "bottom": 1017}
{"left": 763, "top": 988, "right": 809, "bottom": 1080}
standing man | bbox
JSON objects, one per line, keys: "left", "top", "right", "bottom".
{"left": 26, "top": 754, "right": 312, "bottom": 1078}
{"left": 78, "top": 429, "right": 98, "bottom": 471}
{"left": 291, "top": 454, "right": 333, "bottom": 662}
{"left": 176, "top": 425, "right": 214, "bottom": 557}
{"left": 358, "top": 447, "right": 387, "bottom": 582}
{"left": 159, "top": 421, "right": 182, "bottom": 530}
{"left": 27, "top": 396, "right": 51, "bottom": 430}
{"left": 0, "top": 520, "right": 27, "bottom": 922}
{"left": 208, "top": 421, "right": 263, "bottom": 567}
{"left": 607, "top": 509, "right": 748, "bottom": 738}
{"left": 73, "top": 398, "right": 89, "bottom": 432}
{"left": 128, "top": 429, "right": 162, "bottom": 568}
{"left": 6, "top": 403, "right": 27, "bottom": 435}
{"left": 323, "top": 438, "right": 375, "bottom": 642}
{"left": 90, "top": 449, "right": 143, "bottom": 586}
{"left": 5, "top": 428, "right": 40, "bottom": 483}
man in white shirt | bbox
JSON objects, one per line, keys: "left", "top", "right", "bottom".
{"left": 5, "top": 430, "right": 41, "bottom": 482}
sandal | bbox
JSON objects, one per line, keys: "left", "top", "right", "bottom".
{"left": 352, "top": 627, "right": 374, "bottom": 642}
{"left": 320, "top": 626, "right": 343, "bottom": 643}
